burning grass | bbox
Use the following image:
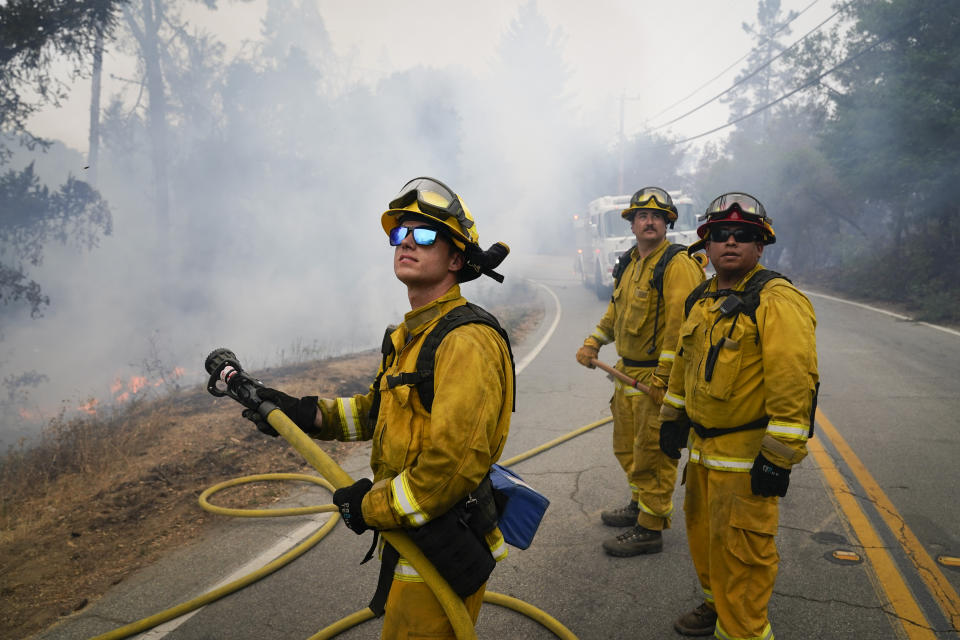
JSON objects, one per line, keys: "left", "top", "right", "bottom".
{"left": 0, "top": 289, "right": 543, "bottom": 640}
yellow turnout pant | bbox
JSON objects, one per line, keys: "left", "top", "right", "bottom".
{"left": 381, "top": 579, "right": 485, "bottom": 640}
{"left": 684, "top": 462, "right": 778, "bottom": 640}
{"left": 610, "top": 380, "right": 678, "bottom": 530}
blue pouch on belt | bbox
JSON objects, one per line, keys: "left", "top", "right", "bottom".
{"left": 490, "top": 464, "right": 550, "bottom": 550}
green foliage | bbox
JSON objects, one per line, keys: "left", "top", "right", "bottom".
{"left": 814, "top": 0, "right": 960, "bottom": 319}
{"left": 0, "top": 163, "right": 112, "bottom": 316}
{"left": 0, "top": 0, "right": 124, "bottom": 160}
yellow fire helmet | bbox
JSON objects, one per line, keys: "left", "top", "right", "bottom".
{"left": 382, "top": 176, "right": 510, "bottom": 283}
{"left": 687, "top": 191, "right": 776, "bottom": 254}
{"left": 621, "top": 186, "right": 679, "bottom": 226}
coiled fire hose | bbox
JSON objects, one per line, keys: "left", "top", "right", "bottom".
{"left": 90, "top": 349, "right": 612, "bottom": 640}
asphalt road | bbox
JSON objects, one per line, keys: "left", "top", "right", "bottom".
{"left": 36, "top": 254, "right": 960, "bottom": 640}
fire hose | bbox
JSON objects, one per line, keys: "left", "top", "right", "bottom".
{"left": 91, "top": 348, "right": 607, "bottom": 640}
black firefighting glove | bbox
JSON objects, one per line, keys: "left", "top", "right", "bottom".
{"left": 750, "top": 452, "right": 791, "bottom": 497}
{"left": 332, "top": 478, "right": 373, "bottom": 535}
{"left": 242, "top": 387, "right": 319, "bottom": 437}
{"left": 241, "top": 408, "right": 279, "bottom": 437}
{"left": 659, "top": 420, "right": 690, "bottom": 460}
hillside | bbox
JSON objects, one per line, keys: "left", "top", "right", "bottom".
{"left": 1, "top": 295, "right": 542, "bottom": 640}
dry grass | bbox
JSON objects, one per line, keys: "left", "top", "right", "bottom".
{"left": 0, "top": 352, "right": 378, "bottom": 640}
{"left": 0, "top": 294, "right": 543, "bottom": 640}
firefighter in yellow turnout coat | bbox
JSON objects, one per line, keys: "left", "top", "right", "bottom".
{"left": 576, "top": 187, "right": 704, "bottom": 556}
{"left": 244, "top": 177, "right": 514, "bottom": 640}
{"left": 659, "top": 193, "right": 818, "bottom": 639}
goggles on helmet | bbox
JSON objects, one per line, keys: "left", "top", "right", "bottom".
{"left": 388, "top": 177, "right": 475, "bottom": 233}
{"left": 701, "top": 192, "right": 769, "bottom": 224}
{"left": 688, "top": 191, "right": 775, "bottom": 254}
{"left": 389, "top": 225, "right": 442, "bottom": 247}
{"left": 622, "top": 186, "right": 678, "bottom": 224}
{"left": 630, "top": 187, "right": 675, "bottom": 211}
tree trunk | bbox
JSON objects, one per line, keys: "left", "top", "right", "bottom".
{"left": 141, "top": 0, "right": 170, "bottom": 234}
{"left": 87, "top": 27, "right": 104, "bottom": 187}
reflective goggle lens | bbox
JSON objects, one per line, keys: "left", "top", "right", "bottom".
{"left": 388, "top": 177, "right": 457, "bottom": 214}
{"left": 389, "top": 226, "right": 440, "bottom": 246}
{"left": 704, "top": 192, "right": 767, "bottom": 220}
{"left": 710, "top": 226, "right": 761, "bottom": 243}
{"left": 631, "top": 187, "right": 673, "bottom": 209}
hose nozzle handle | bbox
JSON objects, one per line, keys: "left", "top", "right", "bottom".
{"left": 203, "top": 347, "right": 264, "bottom": 409}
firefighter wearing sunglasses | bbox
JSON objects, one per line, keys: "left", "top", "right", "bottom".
{"left": 575, "top": 187, "right": 705, "bottom": 557}
{"left": 659, "top": 192, "right": 819, "bottom": 638}
{"left": 242, "top": 178, "right": 514, "bottom": 639}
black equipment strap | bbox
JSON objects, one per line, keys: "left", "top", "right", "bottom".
{"left": 612, "top": 243, "right": 686, "bottom": 293}
{"left": 384, "top": 302, "right": 516, "bottom": 414}
{"left": 368, "top": 542, "right": 400, "bottom": 617}
{"left": 690, "top": 416, "right": 769, "bottom": 438}
{"left": 368, "top": 327, "right": 397, "bottom": 423}
{"left": 621, "top": 357, "right": 659, "bottom": 368}
{"left": 684, "top": 269, "right": 791, "bottom": 322}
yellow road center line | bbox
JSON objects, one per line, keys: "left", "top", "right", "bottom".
{"left": 816, "top": 409, "right": 960, "bottom": 631}
{"left": 808, "top": 424, "right": 936, "bottom": 639}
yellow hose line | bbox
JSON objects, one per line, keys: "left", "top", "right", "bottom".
{"left": 199, "top": 472, "right": 338, "bottom": 517}
{"left": 94, "top": 410, "right": 613, "bottom": 640}
{"left": 263, "top": 408, "right": 479, "bottom": 639}
{"left": 305, "top": 592, "right": 579, "bottom": 640}
{"left": 500, "top": 416, "right": 612, "bottom": 467}
{"left": 308, "top": 607, "right": 377, "bottom": 640}
{"left": 91, "top": 503, "right": 340, "bottom": 640}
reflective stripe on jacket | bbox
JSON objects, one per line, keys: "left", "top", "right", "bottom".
{"left": 314, "top": 285, "right": 513, "bottom": 554}
{"left": 666, "top": 264, "right": 818, "bottom": 470}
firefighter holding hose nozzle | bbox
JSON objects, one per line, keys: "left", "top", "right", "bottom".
{"left": 236, "top": 177, "right": 515, "bottom": 640}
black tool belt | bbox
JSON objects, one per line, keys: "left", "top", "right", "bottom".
{"left": 621, "top": 357, "right": 659, "bottom": 368}
{"left": 690, "top": 416, "right": 769, "bottom": 439}
{"left": 369, "top": 475, "right": 499, "bottom": 615}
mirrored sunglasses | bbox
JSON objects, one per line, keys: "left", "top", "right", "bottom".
{"left": 389, "top": 225, "right": 441, "bottom": 246}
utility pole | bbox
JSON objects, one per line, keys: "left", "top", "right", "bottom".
{"left": 618, "top": 90, "right": 625, "bottom": 194}
{"left": 618, "top": 92, "right": 642, "bottom": 194}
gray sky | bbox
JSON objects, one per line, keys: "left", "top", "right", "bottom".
{"left": 29, "top": 0, "right": 837, "bottom": 154}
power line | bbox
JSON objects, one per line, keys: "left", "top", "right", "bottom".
{"left": 660, "top": 11, "right": 920, "bottom": 149}
{"left": 644, "top": 0, "right": 822, "bottom": 125}
{"left": 645, "top": 3, "right": 845, "bottom": 135}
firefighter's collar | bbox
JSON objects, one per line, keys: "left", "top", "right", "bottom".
{"left": 709, "top": 262, "right": 765, "bottom": 292}
{"left": 404, "top": 285, "right": 463, "bottom": 335}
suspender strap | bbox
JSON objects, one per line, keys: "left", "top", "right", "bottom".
{"left": 690, "top": 416, "right": 769, "bottom": 438}
{"left": 368, "top": 542, "right": 400, "bottom": 617}
{"left": 385, "top": 371, "right": 429, "bottom": 388}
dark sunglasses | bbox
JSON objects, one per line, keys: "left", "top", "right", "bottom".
{"left": 709, "top": 226, "right": 761, "bottom": 243}
{"left": 389, "top": 225, "right": 442, "bottom": 246}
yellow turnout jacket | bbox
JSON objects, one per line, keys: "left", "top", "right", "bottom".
{"left": 310, "top": 285, "right": 513, "bottom": 561}
{"left": 663, "top": 264, "right": 819, "bottom": 470}
{"left": 589, "top": 238, "right": 705, "bottom": 378}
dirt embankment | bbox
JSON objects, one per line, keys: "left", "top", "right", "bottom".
{"left": 1, "top": 352, "right": 378, "bottom": 640}
{"left": 1, "top": 297, "right": 543, "bottom": 640}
